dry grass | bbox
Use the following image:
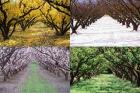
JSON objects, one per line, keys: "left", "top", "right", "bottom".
{"left": 0, "top": 23, "right": 70, "bottom": 47}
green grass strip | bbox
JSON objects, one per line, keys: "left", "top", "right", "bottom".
{"left": 22, "top": 63, "right": 57, "bottom": 93}
{"left": 71, "top": 74, "right": 140, "bottom": 93}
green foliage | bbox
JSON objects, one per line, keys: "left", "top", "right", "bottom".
{"left": 101, "top": 47, "right": 140, "bottom": 86}
{"left": 70, "top": 47, "right": 140, "bottom": 86}
{"left": 70, "top": 47, "right": 108, "bottom": 85}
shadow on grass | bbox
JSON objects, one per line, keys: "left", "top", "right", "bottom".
{"left": 0, "top": 24, "right": 69, "bottom": 46}
{"left": 71, "top": 74, "right": 140, "bottom": 93}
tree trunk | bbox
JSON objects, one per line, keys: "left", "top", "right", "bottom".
{"left": 71, "top": 28, "right": 77, "bottom": 34}
{"left": 81, "top": 24, "right": 86, "bottom": 29}
{"left": 3, "top": 28, "right": 10, "bottom": 40}
{"left": 65, "top": 72, "right": 69, "bottom": 81}
{"left": 3, "top": 75, "right": 7, "bottom": 81}
{"left": 57, "top": 70, "right": 60, "bottom": 77}
{"left": 58, "top": 30, "right": 67, "bottom": 36}
{"left": 70, "top": 17, "right": 77, "bottom": 34}
{"left": 133, "top": 24, "right": 139, "bottom": 31}
{"left": 136, "top": 73, "right": 140, "bottom": 87}
{"left": 3, "top": 35, "right": 9, "bottom": 41}
{"left": 122, "top": 20, "right": 125, "bottom": 25}
{"left": 131, "top": 20, "right": 139, "bottom": 31}
{"left": 21, "top": 26, "right": 26, "bottom": 31}
{"left": 70, "top": 76, "right": 74, "bottom": 85}
{"left": 126, "top": 21, "right": 130, "bottom": 28}
{"left": 3, "top": 72, "right": 8, "bottom": 81}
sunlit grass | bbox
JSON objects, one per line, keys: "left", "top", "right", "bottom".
{"left": 0, "top": 23, "right": 69, "bottom": 46}
{"left": 22, "top": 63, "right": 57, "bottom": 93}
{"left": 71, "top": 74, "right": 140, "bottom": 93}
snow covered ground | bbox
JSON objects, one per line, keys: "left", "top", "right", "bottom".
{"left": 70, "top": 15, "right": 140, "bottom": 46}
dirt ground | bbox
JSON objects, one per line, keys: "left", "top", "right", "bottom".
{"left": 0, "top": 67, "right": 29, "bottom": 93}
{"left": 0, "top": 64, "right": 70, "bottom": 93}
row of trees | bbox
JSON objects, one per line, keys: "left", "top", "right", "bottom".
{"left": 101, "top": 47, "right": 140, "bottom": 87}
{"left": 0, "top": 0, "right": 43, "bottom": 40}
{"left": 70, "top": 48, "right": 106, "bottom": 85}
{"left": 0, "top": 0, "right": 70, "bottom": 40}
{"left": 41, "top": 5, "right": 70, "bottom": 36}
{"left": 33, "top": 47, "right": 70, "bottom": 81}
{"left": 42, "top": 0, "right": 70, "bottom": 36}
{"left": 70, "top": 47, "right": 140, "bottom": 87}
{"left": 103, "top": 0, "right": 140, "bottom": 31}
{"left": 0, "top": 47, "right": 31, "bottom": 81}
{"left": 71, "top": 0, "right": 140, "bottom": 34}
{"left": 0, "top": 47, "right": 70, "bottom": 82}
{"left": 71, "top": 0, "right": 104, "bottom": 34}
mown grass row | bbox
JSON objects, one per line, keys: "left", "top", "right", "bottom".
{"left": 22, "top": 63, "right": 57, "bottom": 93}
{"left": 71, "top": 74, "right": 140, "bottom": 93}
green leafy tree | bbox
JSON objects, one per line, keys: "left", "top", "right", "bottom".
{"left": 70, "top": 47, "right": 107, "bottom": 85}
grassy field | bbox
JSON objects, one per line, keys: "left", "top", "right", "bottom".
{"left": 0, "top": 23, "right": 69, "bottom": 46}
{"left": 71, "top": 74, "right": 140, "bottom": 93}
{"left": 22, "top": 63, "right": 57, "bottom": 93}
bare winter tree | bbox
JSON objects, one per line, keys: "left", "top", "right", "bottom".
{"left": 71, "top": 0, "right": 140, "bottom": 33}
{"left": 103, "top": 0, "right": 140, "bottom": 31}
{"left": 71, "top": 0, "right": 104, "bottom": 34}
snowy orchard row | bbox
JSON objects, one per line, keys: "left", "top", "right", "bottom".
{"left": 104, "top": 0, "right": 140, "bottom": 31}
{"left": 71, "top": 0, "right": 140, "bottom": 34}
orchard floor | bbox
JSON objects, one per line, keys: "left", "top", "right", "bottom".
{"left": 71, "top": 15, "right": 140, "bottom": 46}
{"left": 71, "top": 74, "right": 140, "bottom": 93}
{"left": 0, "top": 23, "right": 69, "bottom": 46}
{"left": 0, "top": 63, "right": 69, "bottom": 93}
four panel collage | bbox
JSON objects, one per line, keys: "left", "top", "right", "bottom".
{"left": 0, "top": 0, "right": 140, "bottom": 93}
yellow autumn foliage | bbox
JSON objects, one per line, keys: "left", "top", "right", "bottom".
{"left": 41, "top": 2, "right": 70, "bottom": 28}
{"left": 0, "top": 0, "right": 43, "bottom": 22}
{"left": 0, "top": 0, "right": 70, "bottom": 24}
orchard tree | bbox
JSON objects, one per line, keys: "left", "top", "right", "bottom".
{"left": 0, "top": 0, "right": 44, "bottom": 40}
{"left": 71, "top": 0, "right": 140, "bottom": 33}
{"left": 42, "top": 0, "right": 70, "bottom": 35}
{"left": 70, "top": 47, "right": 107, "bottom": 85}
{"left": 71, "top": 0, "right": 104, "bottom": 34}
{"left": 44, "top": 0, "right": 70, "bottom": 16}
{"left": 18, "top": 15, "right": 39, "bottom": 31}
{"left": 100, "top": 47, "right": 140, "bottom": 87}
{"left": 0, "top": 47, "right": 30, "bottom": 81}
{"left": 33, "top": 47, "right": 70, "bottom": 80}
{"left": 71, "top": 47, "right": 140, "bottom": 87}
{"left": 103, "top": 0, "right": 140, "bottom": 31}
{"left": 40, "top": 5, "right": 70, "bottom": 36}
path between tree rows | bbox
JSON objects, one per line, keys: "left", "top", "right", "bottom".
{"left": 71, "top": 74, "right": 140, "bottom": 93}
{"left": 71, "top": 15, "right": 140, "bottom": 46}
{"left": 0, "top": 63, "right": 69, "bottom": 93}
